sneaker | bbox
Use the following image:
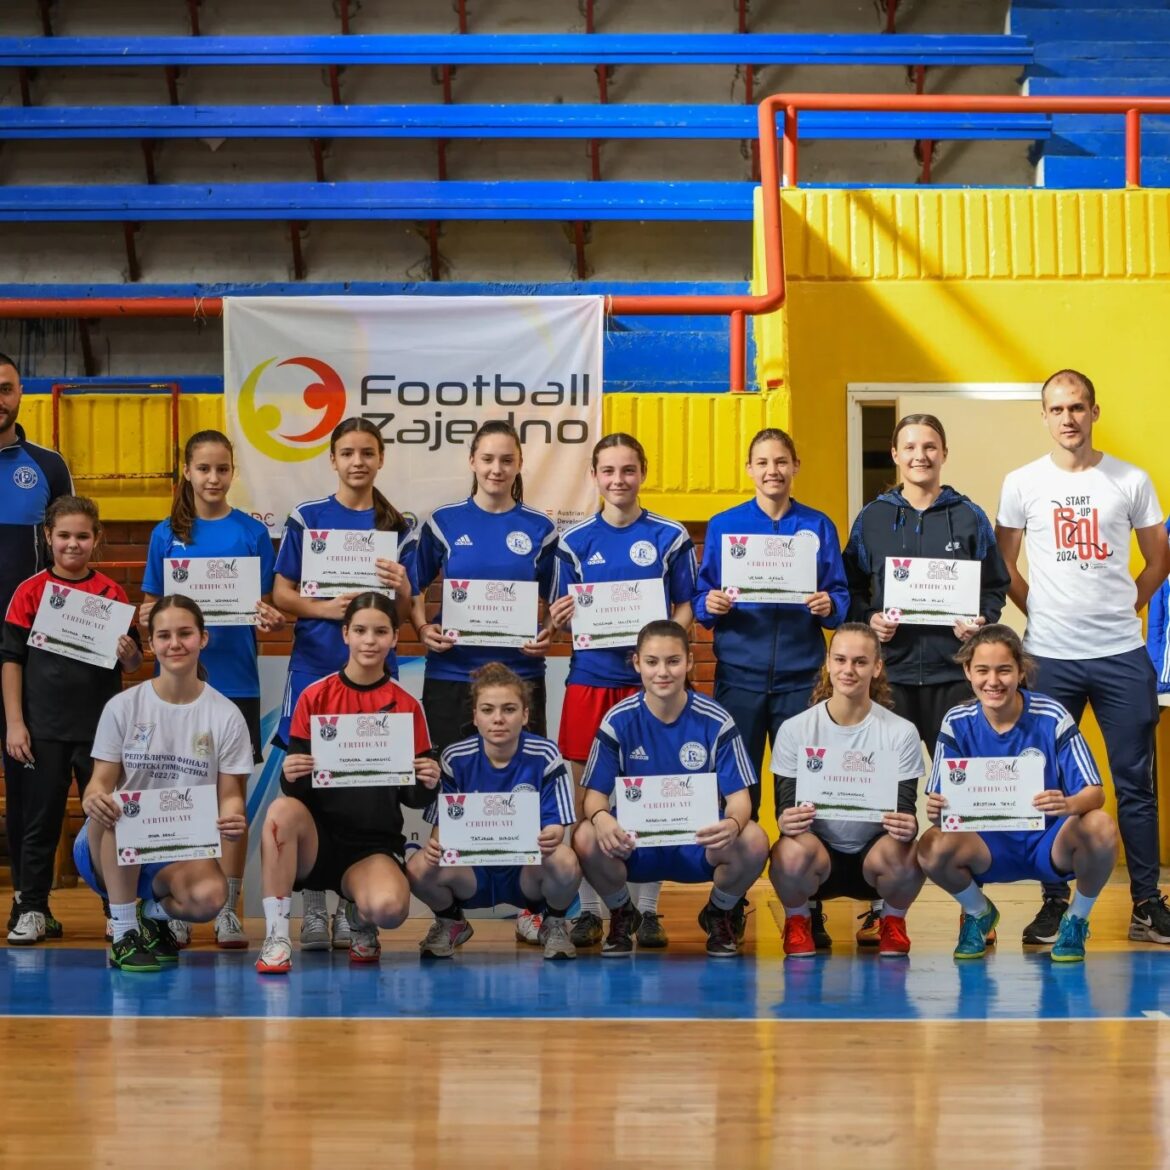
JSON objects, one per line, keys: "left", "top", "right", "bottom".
{"left": 167, "top": 919, "right": 191, "bottom": 949}
{"left": 1051, "top": 912, "right": 1090, "bottom": 963}
{"left": 954, "top": 899, "right": 1000, "bottom": 960}
{"left": 810, "top": 902, "right": 831, "bottom": 950}
{"left": 5, "top": 897, "right": 19, "bottom": 933}
{"left": 1129, "top": 894, "right": 1170, "bottom": 944}
{"left": 783, "top": 913, "right": 817, "bottom": 959}
{"left": 855, "top": 906, "right": 881, "bottom": 949}
{"left": 515, "top": 908, "right": 543, "bottom": 945}
{"left": 7, "top": 909, "right": 45, "bottom": 946}
{"left": 419, "top": 914, "right": 474, "bottom": 959}
{"left": 138, "top": 906, "right": 181, "bottom": 964}
{"left": 636, "top": 910, "right": 669, "bottom": 949}
{"left": 300, "top": 908, "right": 331, "bottom": 951}
{"left": 43, "top": 910, "right": 63, "bottom": 940}
{"left": 539, "top": 915, "right": 577, "bottom": 960}
{"left": 601, "top": 902, "right": 642, "bottom": 957}
{"left": 110, "top": 929, "right": 162, "bottom": 973}
{"left": 957, "top": 911, "right": 997, "bottom": 945}
{"left": 254, "top": 932, "right": 293, "bottom": 975}
{"left": 569, "top": 910, "right": 604, "bottom": 947}
{"left": 1022, "top": 896, "right": 1069, "bottom": 945}
{"left": 698, "top": 902, "right": 739, "bottom": 957}
{"left": 332, "top": 900, "right": 353, "bottom": 950}
{"left": 877, "top": 914, "right": 911, "bottom": 958}
{"left": 215, "top": 907, "right": 249, "bottom": 950}
{"left": 346, "top": 902, "right": 380, "bottom": 964}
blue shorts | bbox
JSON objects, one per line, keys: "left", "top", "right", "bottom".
{"left": 461, "top": 866, "right": 534, "bottom": 911}
{"left": 977, "top": 818, "right": 1074, "bottom": 886}
{"left": 625, "top": 843, "right": 716, "bottom": 886}
{"left": 72, "top": 819, "right": 167, "bottom": 902}
{"left": 273, "top": 667, "right": 324, "bottom": 751}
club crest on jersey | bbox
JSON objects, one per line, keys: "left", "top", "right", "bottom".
{"left": 727, "top": 535, "right": 749, "bottom": 560}
{"left": 316, "top": 716, "right": 339, "bottom": 741}
{"left": 575, "top": 584, "right": 595, "bottom": 608}
{"left": 119, "top": 792, "right": 143, "bottom": 818}
{"left": 48, "top": 583, "right": 69, "bottom": 610}
{"left": 449, "top": 580, "right": 470, "bottom": 603}
{"left": 891, "top": 558, "right": 912, "bottom": 582}
{"left": 308, "top": 531, "right": 329, "bottom": 554}
{"left": 622, "top": 777, "right": 644, "bottom": 802}
{"left": 804, "top": 747, "right": 827, "bottom": 773}
{"left": 629, "top": 540, "right": 657, "bottom": 567}
{"left": 506, "top": 531, "right": 533, "bottom": 556}
{"left": 170, "top": 559, "right": 191, "bottom": 584}
{"left": 679, "top": 741, "right": 707, "bottom": 770}
{"left": 445, "top": 794, "right": 467, "bottom": 820}
{"left": 13, "top": 465, "right": 38, "bottom": 489}
{"left": 947, "top": 759, "right": 968, "bottom": 785}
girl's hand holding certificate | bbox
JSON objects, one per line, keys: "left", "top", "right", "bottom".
{"left": 538, "top": 824, "right": 565, "bottom": 857}
{"left": 593, "top": 810, "right": 636, "bottom": 860}
{"left": 82, "top": 788, "right": 122, "bottom": 830}
{"left": 375, "top": 557, "right": 410, "bottom": 598}
{"left": 217, "top": 812, "right": 248, "bottom": 841}
{"left": 881, "top": 811, "right": 918, "bottom": 844}
{"left": 780, "top": 803, "right": 817, "bottom": 837}
{"left": 694, "top": 816, "right": 742, "bottom": 851}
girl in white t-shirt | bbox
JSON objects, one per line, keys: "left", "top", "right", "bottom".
{"left": 75, "top": 596, "right": 255, "bottom": 973}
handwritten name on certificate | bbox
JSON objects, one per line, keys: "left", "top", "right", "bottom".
{"left": 795, "top": 747, "right": 899, "bottom": 823}
{"left": 940, "top": 756, "right": 1045, "bottom": 833}
{"left": 439, "top": 791, "right": 541, "bottom": 867}
{"left": 311, "top": 712, "right": 416, "bottom": 788}
{"left": 166, "top": 556, "right": 261, "bottom": 627}
{"left": 721, "top": 532, "right": 818, "bottom": 604}
{"left": 442, "top": 579, "right": 539, "bottom": 648}
{"left": 301, "top": 529, "right": 398, "bottom": 599}
{"left": 115, "top": 785, "right": 221, "bottom": 866}
{"left": 616, "top": 772, "right": 720, "bottom": 847}
{"left": 29, "top": 583, "right": 134, "bottom": 670}
{"left": 883, "top": 557, "right": 980, "bottom": 626}
{"left": 570, "top": 579, "right": 668, "bottom": 650}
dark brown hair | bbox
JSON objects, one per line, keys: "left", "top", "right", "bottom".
{"left": 470, "top": 661, "right": 532, "bottom": 710}
{"left": 810, "top": 622, "right": 893, "bottom": 709}
{"left": 954, "top": 623, "right": 1034, "bottom": 686}
{"left": 469, "top": 420, "right": 524, "bottom": 503}
{"left": 634, "top": 619, "right": 690, "bottom": 655}
{"left": 331, "top": 417, "right": 409, "bottom": 533}
{"left": 147, "top": 595, "right": 208, "bottom": 679}
{"left": 1041, "top": 368, "right": 1096, "bottom": 407}
{"left": 747, "top": 427, "right": 798, "bottom": 463}
{"left": 890, "top": 413, "right": 948, "bottom": 452}
{"left": 342, "top": 590, "right": 400, "bottom": 631}
{"left": 45, "top": 494, "right": 101, "bottom": 539}
{"left": 592, "top": 432, "right": 647, "bottom": 474}
{"left": 171, "top": 430, "right": 233, "bottom": 544}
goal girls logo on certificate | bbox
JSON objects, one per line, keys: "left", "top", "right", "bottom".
{"left": 166, "top": 556, "right": 262, "bottom": 626}
{"left": 29, "top": 584, "right": 135, "bottom": 669}
{"left": 940, "top": 756, "right": 1045, "bottom": 832}
{"left": 439, "top": 791, "right": 541, "bottom": 867}
{"left": 795, "top": 747, "right": 898, "bottom": 823}
{"left": 311, "top": 712, "right": 415, "bottom": 788}
{"left": 442, "top": 579, "right": 538, "bottom": 647}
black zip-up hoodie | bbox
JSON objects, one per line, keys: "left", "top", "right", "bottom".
{"left": 843, "top": 486, "right": 1011, "bottom": 686}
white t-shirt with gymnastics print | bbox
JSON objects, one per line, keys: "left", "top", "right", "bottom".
{"left": 92, "top": 680, "right": 254, "bottom": 792}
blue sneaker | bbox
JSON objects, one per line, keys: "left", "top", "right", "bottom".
{"left": 953, "top": 899, "right": 999, "bottom": 960}
{"left": 1051, "top": 912, "right": 1090, "bottom": 963}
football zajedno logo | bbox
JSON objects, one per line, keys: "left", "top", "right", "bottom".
{"left": 237, "top": 356, "right": 348, "bottom": 463}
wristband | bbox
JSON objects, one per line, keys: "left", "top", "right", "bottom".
{"left": 726, "top": 815, "right": 744, "bottom": 835}
{"left": 590, "top": 808, "right": 611, "bottom": 826}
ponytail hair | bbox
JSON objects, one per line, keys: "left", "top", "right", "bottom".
{"left": 172, "top": 430, "right": 234, "bottom": 544}
{"left": 809, "top": 622, "right": 893, "bottom": 709}
{"left": 469, "top": 420, "right": 524, "bottom": 503}
{"left": 330, "top": 417, "right": 410, "bottom": 533}
{"left": 146, "top": 595, "right": 209, "bottom": 681}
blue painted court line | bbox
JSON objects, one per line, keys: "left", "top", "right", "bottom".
{"left": 3, "top": 948, "right": 1169, "bottom": 1022}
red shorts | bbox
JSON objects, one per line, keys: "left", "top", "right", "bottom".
{"left": 558, "top": 683, "right": 641, "bottom": 763}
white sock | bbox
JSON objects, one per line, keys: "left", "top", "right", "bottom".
{"left": 140, "top": 897, "right": 169, "bottom": 921}
{"left": 954, "top": 881, "right": 990, "bottom": 918}
{"left": 784, "top": 901, "right": 811, "bottom": 918}
{"left": 578, "top": 879, "right": 604, "bottom": 917}
{"left": 708, "top": 886, "right": 739, "bottom": 912}
{"left": 302, "top": 889, "right": 326, "bottom": 914}
{"left": 225, "top": 876, "right": 242, "bottom": 912}
{"left": 1069, "top": 889, "right": 1097, "bottom": 920}
{"left": 602, "top": 886, "right": 631, "bottom": 911}
{"left": 263, "top": 896, "right": 292, "bottom": 940}
{"left": 634, "top": 882, "right": 662, "bottom": 913}
{"left": 871, "top": 898, "right": 883, "bottom": 911}
{"left": 109, "top": 901, "right": 137, "bottom": 943}
{"left": 882, "top": 904, "right": 907, "bottom": 919}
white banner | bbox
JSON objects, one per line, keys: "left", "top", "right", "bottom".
{"left": 223, "top": 295, "right": 604, "bottom": 535}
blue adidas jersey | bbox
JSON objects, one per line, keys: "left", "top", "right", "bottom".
{"left": 0, "top": 425, "right": 73, "bottom": 610}
{"left": 1146, "top": 517, "right": 1170, "bottom": 694}
{"left": 555, "top": 509, "right": 698, "bottom": 687}
{"left": 928, "top": 691, "right": 1102, "bottom": 839}
{"left": 583, "top": 690, "right": 757, "bottom": 805}
{"left": 410, "top": 497, "right": 557, "bottom": 683}
{"left": 143, "top": 509, "right": 276, "bottom": 698}
{"left": 275, "top": 495, "right": 415, "bottom": 678}
{"left": 425, "top": 729, "right": 574, "bottom": 829}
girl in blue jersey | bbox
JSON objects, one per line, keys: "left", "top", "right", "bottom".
{"left": 272, "top": 417, "right": 415, "bottom": 950}
{"left": 407, "top": 662, "right": 580, "bottom": 961}
{"left": 695, "top": 428, "right": 849, "bottom": 820}
{"left": 140, "top": 429, "right": 282, "bottom": 949}
{"left": 918, "top": 625, "right": 1118, "bottom": 963}
{"left": 1146, "top": 516, "right": 1170, "bottom": 696}
{"left": 548, "top": 432, "right": 698, "bottom": 950}
{"left": 574, "top": 620, "right": 770, "bottom": 957}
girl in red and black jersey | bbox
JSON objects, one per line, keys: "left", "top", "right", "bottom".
{"left": 1, "top": 495, "right": 141, "bottom": 943}
{"left": 255, "top": 592, "right": 439, "bottom": 974}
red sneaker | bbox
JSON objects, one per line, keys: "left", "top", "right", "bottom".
{"left": 878, "top": 914, "right": 911, "bottom": 957}
{"left": 783, "top": 914, "right": 816, "bottom": 958}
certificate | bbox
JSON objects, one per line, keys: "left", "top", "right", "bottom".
{"left": 883, "top": 557, "right": 980, "bottom": 626}
{"left": 311, "top": 712, "right": 416, "bottom": 788}
{"left": 165, "top": 556, "right": 261, "bottom": 627}
{"left": 301, "top": 529, "right": 398, "bottom": 598}
{"left": 570, "top": 579, "right": 668, "bottom": 650}
{"left": 114, "top": 785, "right": 221, "bottom": 865}
{"left": 615, "top": 772, "right": 720, "bottom": 847}
{"left": 442, "top": 579, "right": 539, "bottom": 648}
{"left": 794, "top": 746, "right": 899, "bottom": 822}
{"left": 29, "top": 582, "right": 134, "bottom": 670}
{"left": 721, "top": 532, "right": 818, "bottom": 604}
{"left": 939, "top": 755, "right": 1045, "bottom": 833}
{"left": 439, "top": 790, "right": 541, "bottom": 866}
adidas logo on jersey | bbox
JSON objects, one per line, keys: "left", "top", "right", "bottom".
{"left": 455, "top": 534, "right": 474, "bottom": 547}
{"left": 629, "top": 745, "right": 649, "bottom": 761}
{"left": 587, "top": 551, "right": 606, "bottom": 565}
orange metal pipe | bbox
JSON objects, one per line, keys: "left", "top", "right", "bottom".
{"left": 1126, "top": 109, "right": 1142, "bottom": 188}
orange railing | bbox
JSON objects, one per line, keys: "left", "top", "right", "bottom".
{"left": 3, "top": 93, "right": 1170, "bottom": 394}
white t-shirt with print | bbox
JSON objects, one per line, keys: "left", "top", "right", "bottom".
{"left": 773, "top": 700, "right": 923, "bottom": 854}
{"left": 997, "top": 453, "right": 1163, "bottom": 659}
{"left": 92, "top": 680, "right": 254, "bottom": 792}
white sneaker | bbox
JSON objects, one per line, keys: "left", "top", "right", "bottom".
{"left": 345, "top": 902, "right": 380, "bottom": 963}
{"left": 254, "top": 932, "right": 293, "bottom": 975}
{"left": 515, "top": 908, "right": 543, "bottom": 945}
{"left": 168, "top": 919, "right": 191, "bottom": 948}
{"left": 215, "top": 907, "right": 249, "bottom": 949}
{"left": 300, "top": 908, "right": 330, "bottom": 951}
{"left": 7, "top": 910, "right": 46, "bottom": 946}
{"left": 332, "top": 899, "right": 353, "bottom": 950}
{"left": 539, "top": 914, "right": 577, "bottom": 961}
{"left": 419, "top": 915, "right": 474, "bottom": 959}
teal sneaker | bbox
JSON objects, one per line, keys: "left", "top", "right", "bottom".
{"left": 1051, "top": 912, "right": 1090, "bottom": 963}
{"left": 953, "top": 899, "right": 1000, "bottom": 960}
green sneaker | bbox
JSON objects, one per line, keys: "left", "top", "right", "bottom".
{"left": 953, "top": 899, "right": 999, "bottom": 960}
{"left": 137, "top": 903, "right": 180, "bottom": 964}
{"left": 110, "top": 929, "right": 162, "bottom": 973}
{"left": 1051, "top": 912, "right": 1090, "bottom": 963}
{"left": 43, "top": 910, "right": 63, "bottom": 940}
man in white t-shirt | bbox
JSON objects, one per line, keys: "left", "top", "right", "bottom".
{"left": 996, "top": 369, "right": 1170, "bottom": 946}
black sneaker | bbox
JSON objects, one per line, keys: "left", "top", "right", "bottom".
{"left": 110, "top": 929, "right": 162, "bottom": 973}
{"left": 43, "top": 909, "right": 63, "bottom": 940}
{"left": 698, "top": 902, "right": 739, "bottom": 957}
{"left": 1022, "top": 896, "right": 1069, "bottom": 944}
{"left": 570, "top": 911, "right": 604, "bottom": 948}
{"left": 601, "top": 903, "right": 642, "bottom": 957}
{"left": 1130, "top": 894, "right": 1170, "bottom": 944}
{"left": 6, "top": 897, "right": 20, "bottom": 933}
{"left": 811, "top": 901, "right": 833, "bottom": 950}
{"left": 137, "top": 904, "right": 181, "bottom": 964}
{"left": 731, "top": 897, "right": 752, "bottom": 944}
{"left": 636, "top": 910, "right": 669, "bottom": 949}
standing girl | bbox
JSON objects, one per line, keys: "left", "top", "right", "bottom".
{"left": 548, "top": 432, "right": 697, "bottom": 949}
{"left": 140, "top": 429, "right": 283, "bottom": 948}
{"left": 272, "top": 417, "right": 415, "bottom": 951}
{"left": 2, "top": 496, "right": 142, "bottom": 944}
